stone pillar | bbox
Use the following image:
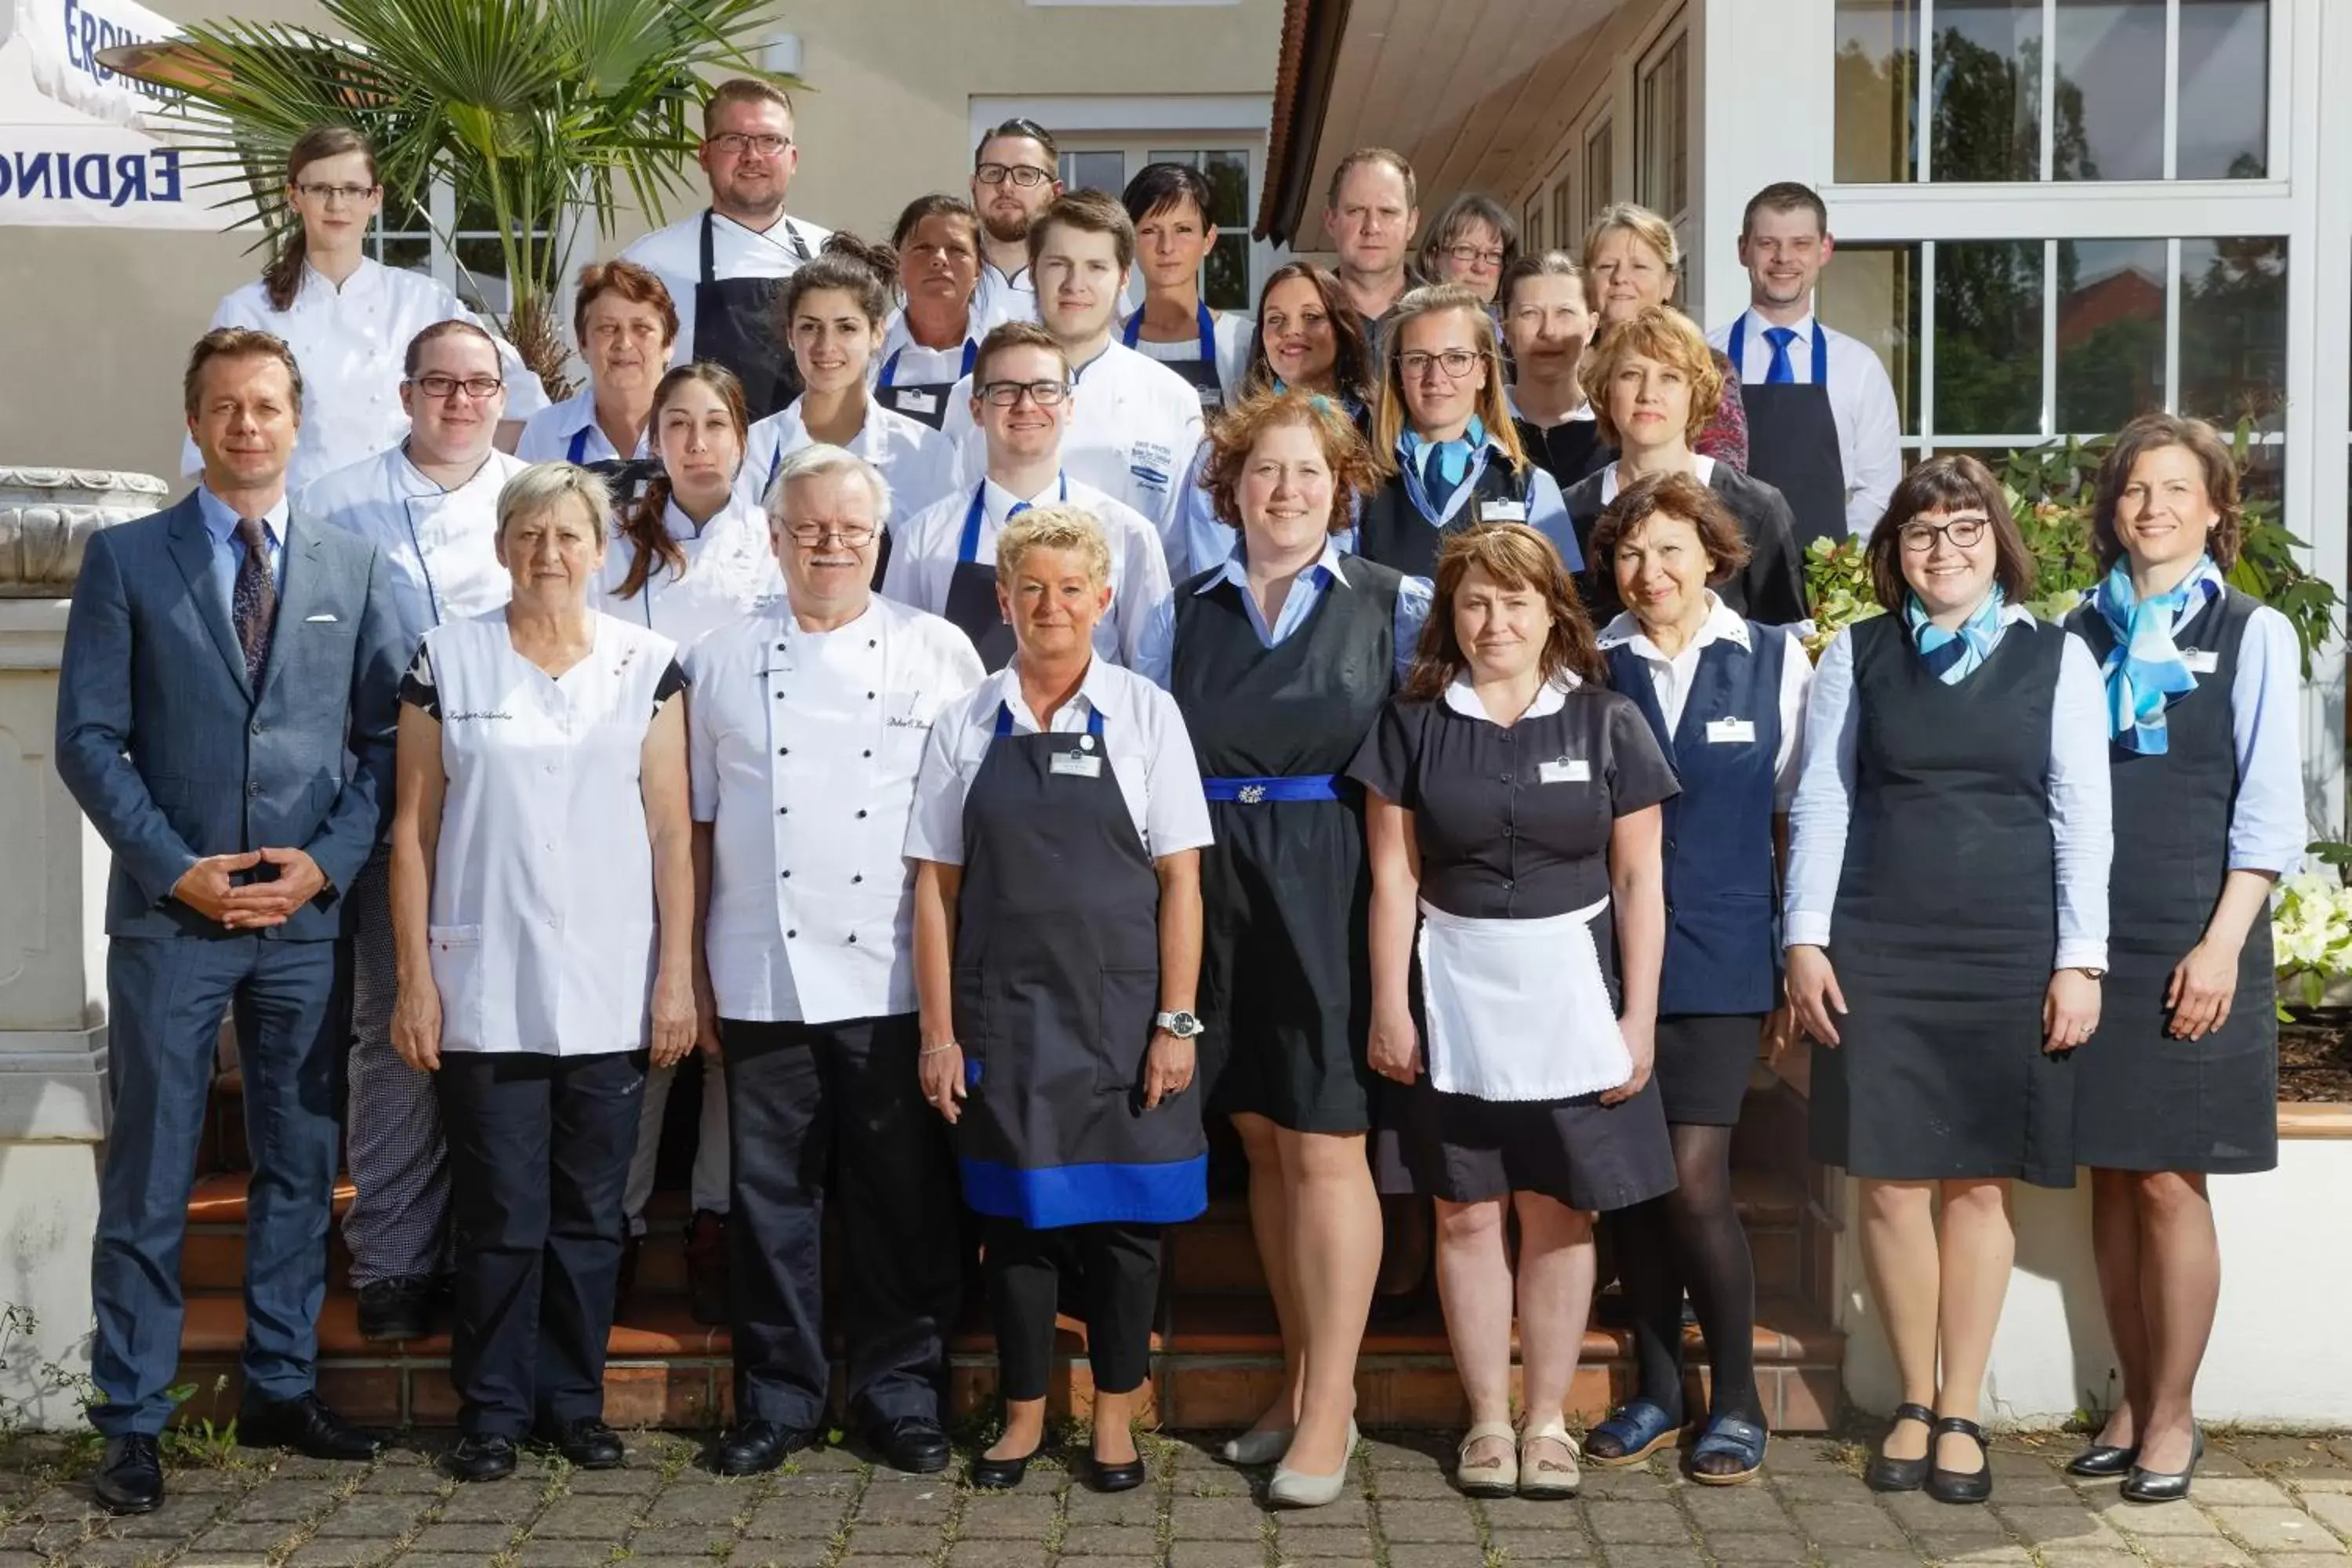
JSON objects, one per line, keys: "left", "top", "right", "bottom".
{"left": 0, "top": 466, "right": 169, "bottom": 1428}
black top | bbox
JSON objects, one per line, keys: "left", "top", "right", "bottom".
{"left": 1514, "top": 413, "right": 1611, "bottom": 493}
{"left": 1348, "top": 681, "right": 1679, "bottom": 920}
{"left": 1564, "top": 463, "right": 1809, "bottom": 627}
{"left": 1172, "top": 560, "right": 1403, "bottom": 777}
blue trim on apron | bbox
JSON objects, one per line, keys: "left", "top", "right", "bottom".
{"left": 567, "top": 425, "right": 591, "bottom": 465}
{"left": 1121, "top": 299, "right": 1216, "bottom": 359}
{"left": 1726, "top": 314, "right": 1828, "bottom": 387}
{"left": 958, "top": 473, "right": 1069, "bottom": 563}
{"left": 993, "top": 701, "right": 1105, "bottom": 739}
{"left": 1200, "top": 774, "right": 1343, "bottom": 803}
{"left": 880, "top": 339, "right": 978, "bottom": 388}
{"left": 956, "top": 1152, "right": 1209, "bottom": 1231}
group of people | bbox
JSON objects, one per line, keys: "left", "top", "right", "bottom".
{"left": 56, "top": 73, "right": 2297, "bottom": 1526}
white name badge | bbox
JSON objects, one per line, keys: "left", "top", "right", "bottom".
{"left": 1706, "top": 717, "right": 1759, "bottom": 745}
{"left": 1051, "top": 752, "right": 1105, "bottom": 779}
{"left": 897, "top": 390, "right": 940, "bottom": 416}
{"left": 1537, "top": 757, "right": 1592, "bottom": 784}
{"left": 1482, "top": 500, "right": 1529, "bottom": 523}
{"left": 2183, "top": 648, "right": 2220, "bottom": 674}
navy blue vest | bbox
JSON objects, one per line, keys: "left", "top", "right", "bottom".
{"left": 1606, "top": 623, "right": 1785, "bottom": 1015}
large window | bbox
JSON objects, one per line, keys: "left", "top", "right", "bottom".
{"left": 1056, "top": 143, "right": 1253, "bottom": 310}
{"left": 1636, "top": 27, "right": 1688, "bottom": 220}
{"left": 1833, "top": 0, "right": 2270, "bottom": 183}
{"left": 365, "top": 180, "right": 557, "bottom": 317}
{"left": 1581, "top": 118, "right": 1615, "bottom": 237}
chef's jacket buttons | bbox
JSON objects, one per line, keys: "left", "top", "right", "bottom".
{"left": 1500, "top": 771, "right": 1513, "bottom": 783}
{"left": 249, "top": 721, "right": 263, "bottom": 736}
{"left": 862, "top": 750, "right": 872, "bottom": 759}
{"left": 855, "top": 809, "right": 867, "bottom": 819}
{"left": 777, "top": 806, "right": 787, "bottom": 815}
{"left": 246, "top": 782, "right": 261, "bottom": 797}
{"left": 1502, "top": 879, "right": 1515, "bottom": 891}
{"left": 787, "top": 929, "right": 797, "bottom": 938}
{"left": 847, "top": 933, "right": 858, "bottom": 945}
{"left": 867, "top": 691, "right": 877, "bottom": 700}
{"left": 851, "top": 874, "right": 863, "bottom": 884}
{"left": 781, "top": 870, "right": 790, "bottom": 879}
{"left": 777, "top": 746, "right": 787, "bottom": 757}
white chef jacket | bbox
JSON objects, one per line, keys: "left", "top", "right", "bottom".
{"left": 1706, "top": 307, "right": 1904, "bottom": 535}
{"left": 597, "top": 494, "right": 785, "bottom": 655}
{"left": 971, "top": 260, "right": 1039, "bottom": 335}
{"left": 940, "top": 339, "right": 1204, "bottom": 572}
{"left": 412, "top": 608, "right": 682, "bottom": 1056}
{"left": 620, "top": 208, "right": 834, "bottom": 372}
{"left": 1120, "top": 308, "right": 1256, "bottom": 408}
{"left": 873, "top": 310, "right": 981, "bottom": 418}
{"left": 516, "top": 388, "right": 654, "bottom": 465}
{"left": 687, "top": 595, "right": 984, "bottom": 1023}
{"left": 880, "top": 472, "right": 1172, "bottom": 669}
{"left": 905, "top": 656, "right": 1214, "bottom": 866}
{"left": 1595, "top": 592, "right": 1815, "bottom": 811}
{"left": 189, "top": 259, "right": 552, "bottom": 495}
{"left": 736, "top": 396, "right": 964, "bottom": 520}
{"left": 298, "top": 444, "right": 528, "bottom": 662}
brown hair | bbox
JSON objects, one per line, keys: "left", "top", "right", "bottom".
{"left": 2091, "top": 412, "right": 2245, "bottom": 572}
{"left": 703, "top": 78, "right": 794, "bottom": 137}
{"left": 891, "top": 193, "right": 982, "bottom": 254}
{"left": 1497, "top": 249, "right": 1590, "bottom": 317}
{"left": 264, "top": 125, "right": 377, "bottom": 312}
{"left": 1864, "top": 454, "right": 2037, "bottom": 612}
{"left": 1416, "top": 191, "right": 1519, "bottom": 282}
{"left": 403, "top": 319, "right": 497, "bottom": 379}
{"left": 1740, "top": 180, "right": 1830, "bottom": 239}
{"left": 1372, "top": 283, "right": 1529, "bottom": 475}
{"left": 973, "top": 319, "right": 1070, "bottom": 385}
{"left": 1588, "top": 470, "right": 1751, "bottom": 585}
{"left": 777, "top": 232, "right": 898, "bottom": 342}
{"left": 1578, "top": 303, "right": 1726, "bottom": 448}
{"left": 1198, "top": 388, "right": 1383, "bottom": 536}
{"left": 975, "top": 116, "right": 1059, "bottom": 167}
{"left": 1403, "top": 522, "right": 1603, "bottom": 699}
{"left": 572, "top": 260, "right": 678, "bottom": 352}
{"left": 1326, "top": 147, "right": 1417, "bottom": 211}
{"left": 1027, "top": 189, "right": 1136, "bottom": 274}
{"left": 183, "top": 326, "right": 304, "bottom": 420}
{"left": 1241, "top": 260, "right": 1374, "bottom": 404}
{"left": 617, "top": 363, "right": 750, "bottom": 601}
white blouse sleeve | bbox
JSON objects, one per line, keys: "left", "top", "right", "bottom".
{"left": 1780, "top": 626, "right": 1859, "bottom": 949}
{"left": 2045, "top": 630, "right": 2114, "bottom": 971}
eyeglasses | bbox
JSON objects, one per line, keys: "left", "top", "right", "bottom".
{"left": 293, "top": 181, "right": 375, "bottom": 205}
{"left": 978, "top": 379, "right": 1072, "bottom": 407}
{"left": 411, "top": 373, "right": 505, "bottom": 401}
{"left": 708, "top": 132, "right": 792, "bottom": 158}
{"left": 781, "top": 521, "right": 877, "bottom": 546}
{"left": 1397, "top": 349, "right": 1489, "bottom": 379}
{"left": 1898, "top": 515, "right": 1991, "bottom": 553}
{"left": 1444, "top": 242, "right": 1507, "bottom": 269}
{"left": 975, "top": 162, "right": 1055, "bottom": 188}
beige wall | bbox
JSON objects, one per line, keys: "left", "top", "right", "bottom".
{"left": 4, "top": 0, "right": 1279, "bottom": 488}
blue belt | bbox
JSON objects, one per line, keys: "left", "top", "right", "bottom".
{"left": 1202, "top": 775, "right": 1345, "bottom": 804}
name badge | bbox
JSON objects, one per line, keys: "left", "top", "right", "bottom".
{"left": 2183, "top": 648, "right": 2220, "bottom": 674}
{"left": 1706, "top": 717, "right": 1758, "bottom": 745}
{"left": 1537, "top": 757, "right": 1591, "bottom": 784}
{"left": 1481, "top": 500, "right": 1529, "bottom": 523}
{"left": 896, "top": 390, "right": 939, "bottom": 416}
{"left": 1051, "top": 752, "right": 1105, "bottom": 779}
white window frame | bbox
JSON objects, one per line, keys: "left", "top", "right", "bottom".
{"left": 1635, "top": 13, "right": 1690, "bottom": 225}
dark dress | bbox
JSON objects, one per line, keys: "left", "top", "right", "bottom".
{"left": 1171, "top": 561, "right": 1403, "bottom": 1132}
{"left": 1565, "top": 463, "right": 1809, "bottom": 628}
{"left": 2063, "top": 590, "right": 2279, "bottom": 1173}
{"left": 1809, "top": 615, "right": 2079, "bottom": 1188}
{"left": 1515, "top": 412, "right": 1611, "bottom": 493}
{"left": 1348, "top": 681, "right": 1682, "bottom": 1210}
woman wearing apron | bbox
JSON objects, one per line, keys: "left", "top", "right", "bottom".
{"left": 387, "top": 463, "right": 696, "bottom": 1480}
{"left": 514, "top": 261, "right": 673, "bottom": 466}
{"left": 1786, "top": 456, "right": 2111, "bottom": 1506}
{"left": 1415, "top": 193, "right": 1520, "bottom": 309}
{"left": 1119, "top": 163, "right": 1255, "bottom": 411}
{"left": 1563, "top": 307, "right": 1807, "bottom": 627}
{"left": 907, "top": 506, "right": 1214, "bottom": 1494}
{"left": 875, "top": 194, "right": 985, "bottom": 430}
{"left": 2060, "top": 415, "right": 2303, "bottom": 1503}
{"left": 1502, "top": 253, "right": 1608, "bottom": 493}
{"left": 1585, "top": 472, "right": 1813, "bottom": 1485}
{"left": 1583, "top": 202, "right": 1744, "bottom": 473}
{"left": 1353, "top": 523, "right": 1680, "bottom": 1502}
{"left": 600, "top": 361, "right": 783, "bottom": 1323}
{"left": 1136, "top": 390, "right": 1429, "bottom": 1506}
{"left": 1353, "top": 285, "right": 1581, "bottom": 581}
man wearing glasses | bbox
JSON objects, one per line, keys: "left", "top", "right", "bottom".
{"left": 688, "top": 445, "right": 981, "bottom": 1479}
{"left": 1322, "top": 147, "right": 1424, "bottom": 354}
{"left": 622, "top": 79, "right": 834, "bottom": 420}
{"left": 296, "top": 321, "right": 531, "bottom": 1344}
{"left": 887, "top": 321, "right": 1171, "bottom": 671}
{"left": 968, "top": 118, "right": 1063, "bottom": 333}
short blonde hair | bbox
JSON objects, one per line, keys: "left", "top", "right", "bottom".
{"left": 994, "top": 503, "right": 1111, "bottom": 588}
{"left": 1578, "top": 304, "right": 1724, "bottom": 448}
{"left": 498, "top": 462, "right": 613, "bottom": 546}
{"left": 1582, "top": 201, "right": 1679, "bottom": 273}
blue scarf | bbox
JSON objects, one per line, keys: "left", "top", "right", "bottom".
{"left": 1904, "top": 586, "right": 2007, "bottom": 685}
{"left": 2092, "top": 556, "right": 2224, "bottom": 755}
{"left": 1399, "top": 416, "right": 1487, "bottom": 514}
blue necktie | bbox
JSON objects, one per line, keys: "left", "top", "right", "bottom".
{"left": 1763, "top": 326, "right": 1798, "bottom": 386}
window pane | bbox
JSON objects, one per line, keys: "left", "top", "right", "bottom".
{"left": 2056, "top": 238, "right": 2165, "bottom": 433}
{"left": 452, "top": 236, "right": 513, "bottom": 315}
{"left": 1552, "top": 178, "right": 1573, "bottom": 256}
{"left": 376, "top": 236, "right": 431, "bottom": 275}
{"left": 1934, "top": 240, "right": 2044, "bottom": 434}
{"left": 2178, "top": 235, "right": 2287, "bottom": 434}
{"left": 1835, "top": 0, "right": 1919, "bottom": 182}
{"left": 1820, "top": 242, "right": 1922, "bottom": 438}
{"left": 2178, "top": 0, "right": 2269, "bottom": 178}
{"left": 1524, "top": 194, "right": 1544, "bottom": 255}
{"left": 1932, "top": 0, "right": 2043, "bottom": 182}
{"left": 2053, "top": 0, "right": 2165, "bottom": 180}
{"left": 1584, "top": 122, "right": 1613, "bottom": 230}
{"left": 1203, "top": 150, "right": 1249, "bottom": 227}
{"left": 1205, "top": 233, "right": 1249, "bottom": 311}
{"left": 1637, "top": 33, "right": 1687, "bottom": 218}
{"left": 1059, "top": 151, "right": 1126, "bottom": 196}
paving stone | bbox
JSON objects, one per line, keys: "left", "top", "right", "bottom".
{"left": 2101, "top": 1496, "right": 2228, "bottom": 1535}
{"left": 1922, "top": 1545, "right": 2033, "bottom": 1566}
{"left": 2209, "top": 1506, "right": 2347, "bottom": 1552}
{"left": 430, "top": 1483, "right": 545, "bottom": 1524}
{"left": 1065, "top": 1484, "right": 1163, "bottom": 1526}
{"left": 2231, "top": 1440, "right": 2350, "bottom": 1475}
{"left": 833, "top": 1557, "right": 932, "bottom": 1568}
{"left": 724, "top": 1541, "right": 833, "bottom": 1568}
{"left": 840, "top": 1521, "right": 946, "bottom": 1555}
{"left": 851, "top": 1484, "right": 957, "bottom": 1526}
{"left": 1784, "top": 1498, "right": 1907, "bottom": 1547}
{"left": 1588, "top": 1548, "right": 1710, "bottom": 1568}
{"left": 227, "top": 1480, "right": 343, "bottom": 1523}
{"left": 60, "top": 1543, "right": 178, "bottom": 1567}
{"left": 2131, "top": 1537, "right": 2256, "bottom": 1567}
{"left": 1265, "top": 1496, "right": 1367, "bottom": 1529}
{"left": 1167, "top": 1496, "right": 1269, "bottom": 1538}
{"left": 1361, "top": 1436, "right": 1458, "bottom": 1471}
{"left": 401, "top": 1519, "right": 522, "bottom": 1553}
{"left": 1479, "top": 1495, "right": 1591, "bottom": 1532}
{"left": 1584, "top": 1498, "right": 1693, "bottom": 1544}
{"left": 189, "top": 1519, "right": 306, "bottom": 1552}
{"left": 105, "top": 1493, "right": 233, "bottom": 1537}
{"left": 1374, "top": 1465, "right": 1472, "bottom": 1497}
{"left": 1486, "top": 1526, "right": 1598, "bottom": 1560}
{"left": 310, "top": 1494, "right": 436, "bottom": 1536}
{"left": 2300, "top": 1494, "right": 2352, "bottom": 1533}
{"left": 1385, "top": 1547, "right": 1490, "bottom": 1568}
{"left": 944, "top": 1542, "right": 1054, "bottom": 1568}
{"left": 1058, "top": 1559, "right": 1167, "bottom": 1568}
{"left": 2198, "top": 1480, "right": 2304, "bottom": 1507}
{"left": 354, "top": 1465, "right": 449, "bottom": 1495}
{"left": 0, "top": 1557, "right": 54, "bottom": 1568}
{"left": 564, "top": 1465, "right": 667, "bottom": 1493}
{"left": 1995, "top": 1503, "right": 2125, "bottom": 1548}
{"left": 2035, "top": 1552, "right": 2144, "bottom": 1568}
{"left": 1690, "top": 1529, "right": 1813, "bottom": 1564}
{"left": 1269, "top": 1526, "right": 1377, "bottom": 1558}
{"left": 391, "top": 1558, "right": 499, "bottom": 1568}
{"left": 282, "top": 1541, "right": 394, "bottom": 1567}
{"left": 529, "top": 1492, "right": 648, "bottom": 1537}
{"left": 1167, "top": 1542, "right": 1271, "bottom": 1568}
{"left": 1682, "top": 1485, "right": 1791, "bottom": 1530}
{"left": 1374, "top": 1497, "right": 1481, "bottom": 1543}
{"left": 1060, "top": 1523, "right": 1164, "bottom": 1555}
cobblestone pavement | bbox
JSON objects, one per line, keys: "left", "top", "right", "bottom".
{"left": 2, "top": 1426, "right": 2349, "bottom": 1568}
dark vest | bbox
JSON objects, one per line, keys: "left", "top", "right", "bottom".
{"left": 1170, "top": 561, "right": 1403, "bottom": 779}
{"left": 1356, "top": 453, "right": 1539, "bottom": 579}
{"left": 1607, "top": 626, "right": 1786, "bottom": 1014}
{"left": 1514, "top": 416, "right": 1610, "bottom": 494}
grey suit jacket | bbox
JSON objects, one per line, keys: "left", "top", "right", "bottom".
{"left": 55, "top": 490, "right": 405, "bottom": 941}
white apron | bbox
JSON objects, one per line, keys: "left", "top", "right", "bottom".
{"left": 1416, "top": 895, "right": 1629, "bottom": 1102}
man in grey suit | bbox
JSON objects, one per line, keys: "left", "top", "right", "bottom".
{"left": 56, "top": 327, "right": 405, "bottom": 1514}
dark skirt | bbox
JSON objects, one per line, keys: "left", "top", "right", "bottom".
{"left": 1655, "top": 1013, "right": 1763, "bottom": 1127}
{"left": 2071, "top": 941, "right": 2279, "bottom": 1174}
{"left": 1374, "top": 1073, "right": 1678, "bottom": 1212}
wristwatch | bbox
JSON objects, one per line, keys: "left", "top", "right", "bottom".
{"left": 2071, "top": 966, "right": 2107, "bottom": 981}
{"left": 1154, "top": 1010, "right": 1205, "bottom": 1039}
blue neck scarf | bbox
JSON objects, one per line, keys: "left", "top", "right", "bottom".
{"left": 1904, "top": 586, "right": 2007, "bottom": 685}
{"left": 1399, "top": 416, "right": 1486, "bottom": 512}
{"left": 2092, "top": 556, "right": 2224, "bottom": 755}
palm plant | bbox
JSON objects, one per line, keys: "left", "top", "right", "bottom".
{"left": 143, "top": 0, "right": 797, "bottom": 391}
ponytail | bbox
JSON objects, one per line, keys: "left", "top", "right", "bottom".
{"left": 615, "top": 362, "right": 750, "bottom": 601}
{"left": 262, "top": 230, "right": 310, "bottom": 312}
{"left": 267, "top": 124, "right": 378, "bottom": 312}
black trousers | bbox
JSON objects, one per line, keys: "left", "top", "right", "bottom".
{"left": 436, "top": 1049, "right": 645, "bottom": 1436}
{"left": 722, "top": 1014, "right": 962, "bottom": 1428}
{"left": 983, "top": 1216, "right": 1160, "bottom": 1402}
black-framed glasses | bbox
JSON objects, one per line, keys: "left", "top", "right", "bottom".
{"left": 1397, "top": 349, "right": 1489, "bottom": 379}
{"left": 975, "top": 162, "right": 1054, "bottom": 187}
{"left": 977, "top": 379, "right": 1072, "bottom": 407}
{"left": 1443, "top": 242, "right": 1507, "bottom": 269}
{"left": 781, "top": 521, "right": 878, "bottom": 546}
{"left": 708, "top": 132, "right": 792, "bottom": 157}
{"left": 293, "top": 181, "right": 375, "bottom": 205}
{"left": 410, "top": 373, "right": 505, "bottom": 401}
{"left": 1898, "top": 515, "right": 1991, "bottom": 553}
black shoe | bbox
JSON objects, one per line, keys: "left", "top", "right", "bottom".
{"left": 355, "top": 1275, "right": 437, "bottom": 1343}
{"left": 1864, "top": 1403, "right": 1936, "bottom": 1493}
{"left": 1091, "top": 1453, "right": 1148, "bottom": 1493}
{"left": 2121, "top": 1425, "right": 2203, "bottom": 1504}
{"left": 536, "top": 1417, "right": 624, "bottom": 1470}
{"left": 445, "top": 1432, "right": 517, "bottom": 1483}
{"left": 238, "top": 1392, "right": 384, "bottom": 1461}
{"left": 1925, "top": 1416, "right": 1993, "bottom": 1505}
{"left": 869, "top": 1415, "right": 951, "bottom": 1475}
{"left": 970, "top": 1445, "right": 1039, "bottom": 1490}
{"left": 92, "top": 1434, "right": 163, "bottom": 1515}
{"left": 2067, "top": 1440, "right": 2140, "bottom": 1477}
{"left": 715, "top": 1420, "right": 820, "bottom": 1477}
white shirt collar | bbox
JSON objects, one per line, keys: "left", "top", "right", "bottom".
{"left": 987, "top": 655, "right": 1123, "bottom": 733}
{"left": 1741, "top": 305, "right": 1819, "bottom": 339}
{"left": 1196, "top": 535, "right": 1350, "bottom": 597}
{"left": 663, "top": 495, "right": 739, "bottom": 542}
{"left": 981, "top": 472, "right": 1065, "bottom": 520}
{"left": 1504, "top": 384, "right": 1595, "bottom": 426}
{"left": 1441, "top": 669, "right": 1583, "bottom": 723}
{"left": 299, "top": 256, "right": 379, "bottom": 303}
{"left": 1600, "top": 454, "right": 1715, "bottom": 504}
{"left": 1596, "top": 590, "right": 1751, "bottom": 655}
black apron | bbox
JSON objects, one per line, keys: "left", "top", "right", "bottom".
{"left": 1123, "top": 301, "right": 1227, "bottom": 410}
{"left": 875, "top": 338, "right": 975, "bottom": 430}
{"left": 950, "top": 700, "right": 1208, "bottom": 1229}
{"left": 941, "top": 476, "right": 1064, "bottom": 673}
{"left": 2063, "top": 589, "right": 2278, "bottom": 1173}
{"left": 692, "top": 210, "right": 811, "bottom": 423}
{"left": 1355, "top": 449, "right": 1539, "bottom": 580}
{"left": 1726, "top": 315, "right": 1847, "bottom": 550}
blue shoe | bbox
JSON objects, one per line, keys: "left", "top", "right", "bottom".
{"left": 1689, "top": 1414, "right": 1769, "bottom": 1485}
{"left": 1584, "top": 1399, "right": 1681, "bottom": 1468}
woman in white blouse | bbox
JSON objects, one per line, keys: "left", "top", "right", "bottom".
{"left": 387, "top": 462, "right": 696, "bottom": 1483}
